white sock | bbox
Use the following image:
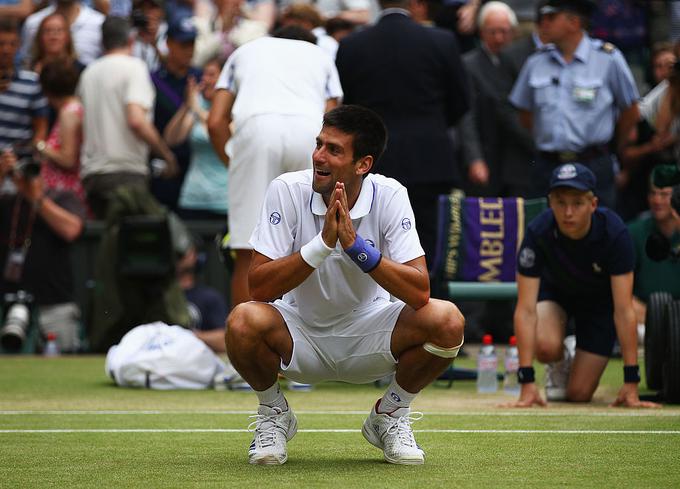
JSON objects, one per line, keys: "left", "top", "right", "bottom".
{"left": 255, "top": 383, "right": 288, "bottom": 411}
{"left": 378, "top": 378, "right": 417, "bottom": 415}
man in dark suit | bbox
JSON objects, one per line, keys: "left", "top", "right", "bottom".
{"left": 335, "top": 0, "right": 469, "bottom": 270}
{"left": 458, "top": 1, "right": 519, "bottom": 197}
{"left": 497, "top": 4, "right": 550, "bottom": 197}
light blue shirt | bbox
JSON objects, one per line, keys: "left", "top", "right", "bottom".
{"left": 178, "top": 96, "right": 229, "bottom": 215}
{"left": 509, "top": 34, "right": 639, "bottom": 152}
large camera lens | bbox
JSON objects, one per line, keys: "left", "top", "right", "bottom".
{"left": 0, "top": 303, "right": 30, "bottom": 352}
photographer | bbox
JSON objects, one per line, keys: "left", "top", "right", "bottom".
{"left": 0, "top": 149, "right": 86, "bottom": 353}
{"left": 627, "top": 179, "right": 680, "bottom": 324}
{"left": 131, "top": 0, "right": 168, "bottom": 72}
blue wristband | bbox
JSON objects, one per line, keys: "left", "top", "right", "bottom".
{"left": 344, "top": 234, "right": 382, "bottom": 272}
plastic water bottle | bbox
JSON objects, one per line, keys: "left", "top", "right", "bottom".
{"left": 44, "top": 332, "right": 60, "bottom": 357}
{"left": 477, "top": 334, "right": 498, "bottom": 393}
{"left": 504, "top": 336, "right": 520, "bottom": 395}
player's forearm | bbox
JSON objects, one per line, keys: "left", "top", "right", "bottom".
{"left": 249, "top": 254, "right": 315, "bottom": 302}
{"left": 614, "top": 306, "right": 638, "bottom": 366}
{"left": 369, "top": 258, "right": 430, "bottom": 310}
{"left": 514, "top": 307, "right": 538, "bottom": 367}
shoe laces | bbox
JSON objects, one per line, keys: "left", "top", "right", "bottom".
{"left": 386, "top": 412, "right": 423, "bottom": 447}
{"left": 247, "top": 410, "right": 288, "bottom": 449}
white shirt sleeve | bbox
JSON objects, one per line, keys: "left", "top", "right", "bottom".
{"left": 381, "top": 187, "right": 425, "bottom": 264}
{"left": 125, "top": 60, "right": 156, "bottom": 111}
{"left": 249, "top": 178, "right": 298, "bottom": 260}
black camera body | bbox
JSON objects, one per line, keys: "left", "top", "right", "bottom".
{"left": 0, "top": 290, "right": 35, "bottom": 353}
{"left": 15, "top": 158, "right": 41, "bottom": 180}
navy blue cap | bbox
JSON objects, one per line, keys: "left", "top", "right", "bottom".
{"left": 549, "top": 163, "right": 596, "bottom": 192}
{"left": 167, "top": 17, "right": 197, "bottom": 42}
{"left": 539, "top": 0, "right": 596, "bottom": 17}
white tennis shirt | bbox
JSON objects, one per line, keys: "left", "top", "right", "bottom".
{"left": 250, "top": 170, "right": 425, "bottom": 328}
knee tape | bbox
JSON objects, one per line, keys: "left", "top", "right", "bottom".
{"left": 423, "top": 336, "right": 464, "bottom": 359}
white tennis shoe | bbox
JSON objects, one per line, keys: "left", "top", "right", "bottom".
{"left": 545, "top": 335, "right": 576, "bottom": 401}
{"left": 247, "top": 405, "right": 297, "bottom": 465}
{"left": 362, "top": 403, "right": 425, "bottom": 465}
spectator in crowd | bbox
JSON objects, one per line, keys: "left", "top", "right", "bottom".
{"left": 177, "top": 241, "right": 228, "bottom": 353}
{"left": 130, "top": 0, "right": 168, "bottom": 73}
{"left": 278, "top": 0, "right": 375, "bottom": 26}
{"left": 36, "top": 60, "right": 88, "bottom": 213}
{"left": 458, "top": 1, "right": 518, "bottom": 197}
{"left": 324, "top": 16, "right": 355, "bottom": 43}
{"left": 507, "top": 163, "right": 658, "bottom": 408}
{"left": 28, "top": 13, "right": 84, "bottom": 75}
{"left": 150, "top": 16, "right": 202, "bottom": 213}
{"left": 164, "top": 57, "right": 228, "bottom": 220}
{"left": 0, "top": 147, "right": 86, "bottom": 353}
{"left": 208, "top": 26, "right": 342, "bottom": 308}
{"left": 590, "top": 0, "right": 649, "bottom": 94}
{"left": 20, "top": 0, "right": 105, "bottom": 67}
{"left": 430, "top": 0, "right": 481, "bottom": 53}
{"left": 279, "top": 3, "right": 339, "bottom": 60}
{"left": 628, "top": 180, "right": 680, "bottom": 325}
{"left": 192, "top": 0, "right": 268, "bottom": 67}
{"left": 335, "top": 0, "right": 469, "bottom": 270}
{"left": 227, "top": 104, "right": 465, "bottom": 465}
{"left": 501, "top": 0, "right": 550, "bottom": 83}
{"left": 650, "top": 41, "right": 676, "bottom": 88}
{"left": 510, "top": 0, "right": 639, "bottom": 209}
{"left": 0, "top": 18, "right": 48, "bottom": 161}
{"left": 0, "top": 0, "right": 34, "bottom": 21}
{"left": 78, "top": 16, "right": 177, "bottom": 219}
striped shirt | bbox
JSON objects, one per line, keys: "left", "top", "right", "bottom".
{"left": 0, "top": 70, "right": 48, "bottom": 156}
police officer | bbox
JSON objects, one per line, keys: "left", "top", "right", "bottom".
{"left": 509, "top": 0, "right": 639, "bottom": 208}
{"left": 505, "top": 163, "right": 659, "bottom": 408}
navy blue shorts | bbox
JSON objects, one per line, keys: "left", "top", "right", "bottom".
{"left": 538, "top": 281, "right": 616, "bottom": 357}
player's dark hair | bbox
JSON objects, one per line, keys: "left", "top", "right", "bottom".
{"left": 322, "top": 105, "right": 387, "bottom": 166}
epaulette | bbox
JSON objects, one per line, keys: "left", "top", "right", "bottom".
{"left": 600, "top": 42, "right": 615, "bottom": 54}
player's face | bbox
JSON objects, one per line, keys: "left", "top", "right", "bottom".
{"left": 312, "top": 126, "right": 364, "bottom": 201}
{"left": 549, "top": 187, "right": 597, "bottom": 239}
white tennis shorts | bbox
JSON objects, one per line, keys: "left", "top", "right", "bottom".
{"left": 226, "top": 113, "right": 320, "bottom": 249}
{"left": 272, "top": 298, "right": 406, "bottom": 384}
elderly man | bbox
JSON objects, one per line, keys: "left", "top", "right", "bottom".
{"left": 457, "top": 0, "right": 520, "bottom": 196}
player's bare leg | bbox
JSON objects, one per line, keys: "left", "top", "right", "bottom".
{"left": 362, "top": 299, "right": 464, "bottom": 465}
{"left": 226, "top": 302, "right": 296, "bottom": 465}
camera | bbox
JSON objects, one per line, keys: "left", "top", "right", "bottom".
{"left": 0, "top": 290, "right": 34, "bottom": 353}
{"left": 14, "top": 157, "right": 41, "bottom": 180}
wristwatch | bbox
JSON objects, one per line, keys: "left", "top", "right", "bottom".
{"left": 36, "top": 140, "right": 46, "bottom": 154}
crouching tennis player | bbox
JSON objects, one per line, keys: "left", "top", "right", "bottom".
{"left": 225, "top": 105, "right": 465, "bottom": 465}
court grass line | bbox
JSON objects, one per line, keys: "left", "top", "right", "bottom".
{"left": 1, "top": 409, "right": 679, "bottom": 417}
{"left": 2, "top": 428, "right": 679, "bottom": 434}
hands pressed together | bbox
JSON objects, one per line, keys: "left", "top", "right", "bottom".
{"left": 321, "top": 182, "right": 356, "bottom": 250}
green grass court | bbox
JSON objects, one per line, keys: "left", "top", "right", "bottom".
{"left": 1, "top": 355, "right": 679, "bottom": 488}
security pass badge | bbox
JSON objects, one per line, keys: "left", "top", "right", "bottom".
{"left": 573, "top": 85, "right": 596, "bottom": 103}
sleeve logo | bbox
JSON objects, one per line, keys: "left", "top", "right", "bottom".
{"left": 401, "top": 218, "right": 412, "bottom": 231}
{"left": 519, "top": 247, "right": 535, "bottom": 268}
{"left": 269, "top": 212, "right": 282, "bottom": 225}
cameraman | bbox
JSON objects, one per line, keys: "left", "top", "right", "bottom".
{"left": 0, "top": 149, "right": 86, "bottom": 352}
{"left": 627, "top": 179, "right": 680, "bottom": 324}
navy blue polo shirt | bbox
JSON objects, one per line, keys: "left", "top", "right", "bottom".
{"left": 517, "top": 207, "right": 634, "bottom": 305}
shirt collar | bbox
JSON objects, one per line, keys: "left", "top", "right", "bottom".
{"left": 311, "top": 175, "right": 376, "bottom": 219}
{"left": 379, "top": 8, "right": 410, "bottom": 19}
{"left": 573, "top": 33, "right": 591, "bottom": 63}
